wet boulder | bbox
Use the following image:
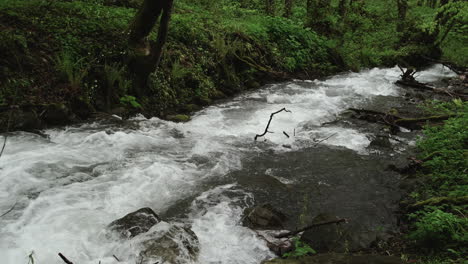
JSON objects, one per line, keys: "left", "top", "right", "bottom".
{"left": 5, "top": 109, "right": 42, "bottom": 131}
{"left": 43, "top": 103, "right": 74, "bottom": 126}
{"left": 262, "top": 253, "right": 404, "bottom": 264}
{"left": 136, "top": 222, "right": 199, "bottom": 264}
{"left": 300, "top": 213, "right": 349, "bottom": 253}
{"left": 369, "top": 135, "right": 392, "bottom": 149}
{"left": 244, "top": 204, "right": 287, "bottom": 230}
{"left": 108, "top": 207, "right": 161, "bottom": 238}
{"left": 301, "top": 213, "right": 385, "bottom": 253}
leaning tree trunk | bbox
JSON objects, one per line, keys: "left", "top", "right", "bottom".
{"left": 338, "top": 0, "right": 347, "bottom": 17}
{"left": 283, "top": 0, "right": 293, "bottom": 18}
{"left": 128, "top": 0, "right": 174, "bottom": 96}
{"left": 396, "top": 0, "right": 408, "bottom": 32}
{"left": 265, "top": 0, "right": 275, "bottom": 15}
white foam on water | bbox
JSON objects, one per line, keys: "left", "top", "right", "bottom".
{"left": 0, "top": 65, "right": 455, "bottom": 264}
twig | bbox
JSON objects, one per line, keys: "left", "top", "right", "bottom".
{"left": 274, "top": 218, "right": 347, "bottom": 238}
{"left": 113, "top": 255, "right": 120, "bottom": 262}
{"left": 0, "top": 201, "right": 17, "bottom": 218}
{"left": 313, "top": 133, "right": 337, "bottom": 147}
{"left": 283, "top": 131, "right": 290, "bottom": 138}
{"left": 0, "top": 108, "right": 13, "bottom": 159}
{"left": 58, "top": 253, "right": 73, "bottom": 264}
{"left": 254, "top": 108, "right": 291, "bottom": 141}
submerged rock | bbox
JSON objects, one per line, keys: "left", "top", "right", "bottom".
{"left": 136, "top": 222, "right": 199, "bottom": 264}
{"left": 108, "top": 207, "right": 161, "bottom": 238}
{"left": 369, "top": 135, "right": 392, "bottom": 149}
{"left": 244, "top": 204, "right": 287, "bottom": 230}
{"left": 262, "top": 253, "right": 404, "bottom": 264}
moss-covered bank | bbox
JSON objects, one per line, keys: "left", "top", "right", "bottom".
{"left": 0, "top": 0, "right": 466, "bottom": 131}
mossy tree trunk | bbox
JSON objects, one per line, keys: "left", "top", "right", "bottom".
{"left": 338, "top": 0, "right": 347, "bottom": 17}
{"left": 306, "top": 0, "right": 331, "bottom": 33}
{"left": 396, "top": 0, "right": 408, "bottom": 32}
{"left": 265, "top": 0, "right": 275, "bottom": 15}
{"left": 127, "top": 0, "right": 174, "bottom": 96}
{"left": 283, "top": 0, "right": 293, "bottom": 18}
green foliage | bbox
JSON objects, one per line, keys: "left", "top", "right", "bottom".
{"left": 282, "top": 237, "right": 316, "bottom": 258}
{"left": 408, "top": 209, "right": 467, "bottom": 248}
{"left": 104, "top": 63, "right": 131, "bottom": 97}
{"left": 408, "top": 100, "right": 468, "bottom": 259}
{"left": 417, "top": 102, "right": 468, "bottom": 177}
{"left": 54, "top": 51, "right": 90, "bottom": 88}
{"left": 119, "top": 95, "right": 141, "bottom": 109}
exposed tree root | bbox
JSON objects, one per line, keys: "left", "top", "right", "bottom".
{"left": 409, "top": 196, "right": 468, "bottom": 210}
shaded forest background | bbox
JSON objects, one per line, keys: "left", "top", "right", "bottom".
{"left": 0, "top": 0, "right": 466, "bottom": 125}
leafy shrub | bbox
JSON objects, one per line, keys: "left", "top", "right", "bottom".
{"left": 120, "top": 95, "right": 141, "bottom": 108}
{"left": 408, "top": 209, "right": 467, "bottom": 248}
{"left": 282, "top": 237, "right": 316, "bottom": 258}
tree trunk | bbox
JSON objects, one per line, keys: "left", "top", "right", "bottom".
{"left": 128, "top": 0, "right": 174, "bottom": 96}
{"left": 265, "top": 0, "right": 275, "bottom": 15}
{"left": 283, "top": 0, "right": 293, "bottom": 18}
{"left": 396, "top": 0, "right": 408, "bottom": 32}
{"left": 338, "top": 0, "right": 347, "bottom": 17}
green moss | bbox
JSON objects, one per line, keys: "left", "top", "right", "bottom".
{"left": 166, "top": 114, "right": 190, "bottom": 122}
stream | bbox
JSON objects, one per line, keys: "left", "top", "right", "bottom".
{"left": 0, "top": 65, "right": 456, "bottom": 264}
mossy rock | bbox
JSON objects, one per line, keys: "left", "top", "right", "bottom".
{"left": 167, "top": 114, "right": 190, "bottom": 122}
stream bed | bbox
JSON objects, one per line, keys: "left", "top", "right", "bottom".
{"left": 0, "top": 65, "right": 456, "bottom": 264}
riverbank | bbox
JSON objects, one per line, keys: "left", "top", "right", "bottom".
{"left": 2, "top": 0, "right": 466, "bottom": 132}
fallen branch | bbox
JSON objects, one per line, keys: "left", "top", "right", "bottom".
{"left": 394, "top": 115, "right": 455, "bottom": 129}
{"left": 409, "top": 196, "right": 468, "bottom": 210}
{"left": 313, "top": 133, "right": 337, "bottom": 147}
{"left": 0, "top": 109, "right": 14, "bottom": 158}
{"left": 396, "top": 80, "right": 466, "bottom": 98}
{"left": 255, "top": 108, "right": 291, "bottom": 141}
{"left": 58, "top": 253, "right": 73, "bottom": 264}
{"left": 395, "top": 80, "right": 434, "bottom": 91}
{"left": 274, "top": 218, "right": 347, "bottom": 238}
{"left": 421, "top": 56, "right": 467, "bottom": 75}
{"left": 0, "top": 201, "right": 17, "bottom": 218}
{"left": 348, "top": 108, "right": 455, "bottom": 130}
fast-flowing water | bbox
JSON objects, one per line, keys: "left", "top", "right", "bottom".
{"left": 0, "top": 65, "right": 455, "bottom": 264}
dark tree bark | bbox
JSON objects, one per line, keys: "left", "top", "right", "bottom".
{"left": 440, "top": 0, "right": 449, "bottom": 6}
{"left": 283, "top": 0, "right": 293, "bottom": 18}
{"left": 265, "top": 0, "right": 275, "bottom": 15}
{"left": 396, "top": 0, "right": 408, "bottom": 32}
{"left": 128, "top": 0, "right": 174, "bottom": 96}
{"left": 338, "top": 0, "right": 347, "bottom": 17}
{"left": 306, "top": 0, "right": 331, "bottom": 32}
{"left": 306, "top": 0, "right": 313, "bottom": 14}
